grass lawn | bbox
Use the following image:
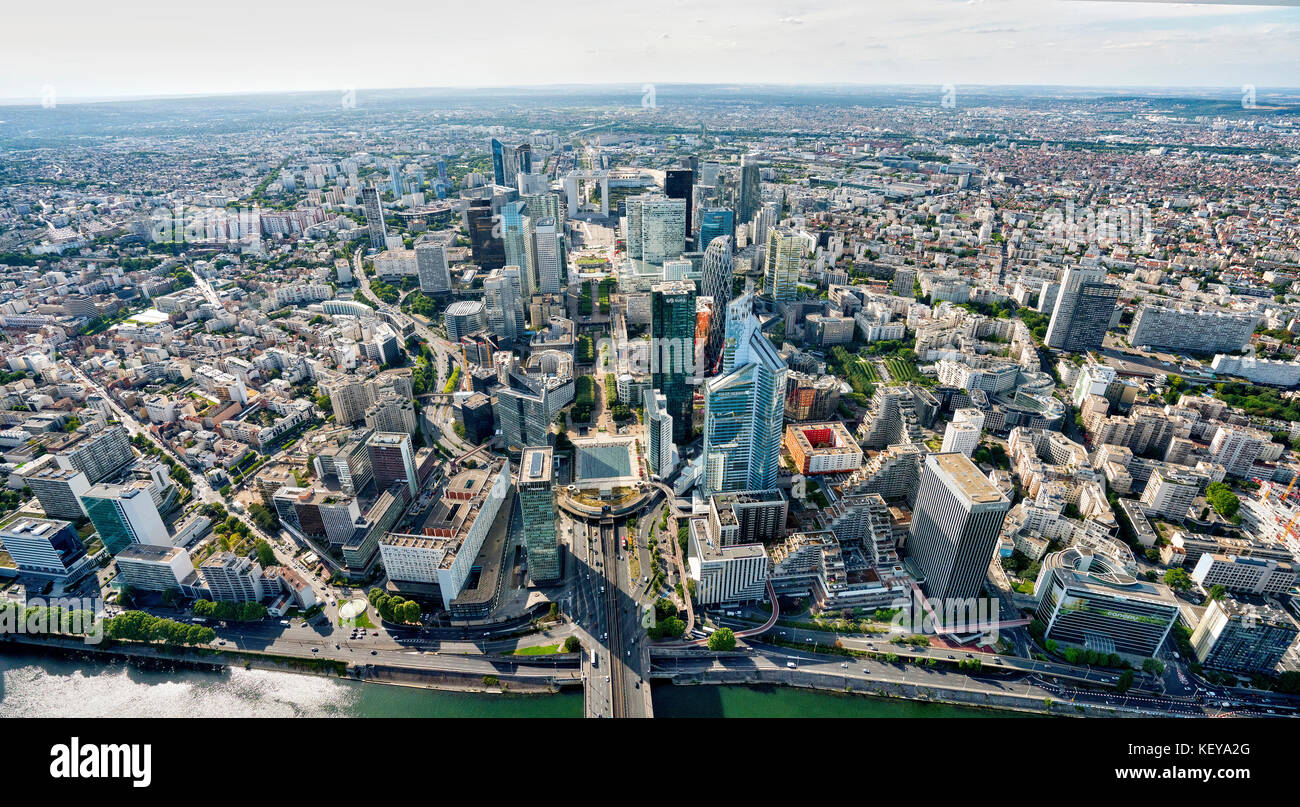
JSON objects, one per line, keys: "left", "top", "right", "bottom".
{"left": 514, "top": 643, "right": 561, "bottom": 656}
{"left": 340, "top": 611, "right": 376, "bottom": 629}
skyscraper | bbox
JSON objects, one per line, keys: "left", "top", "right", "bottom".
{"left": 664, "top": 168, "right": 694, "bottom": 247}
{"left": 80, "top": 482, "right": 170, "bottom": 556}
{"left": 1044, "top": 266, "right": 1119, "bottom": 352}
{"left": 721, "top": 292, "right": 754, "bottom": 375}
{"left": 701, "top": 310, "right": 787, "bottom": 496}
{"left": 490, "top": 138, "right": 532, "bottom": 188}
{"left": 518, "top": 446, "right": 560, "bottom": 584}
{"left": 414, "top": 240, "right": 451, "bottom": 294}
{"left": 645, "top": 390, "right": 675, "bottom": 476}
{"left": 466, "top": 200, "right": 506, "bottom": 270}
{"left": 500, "top": 200, "right": 536, "bottom": 298}
{"left": 627, "top": 194, "right": 686, "bottom": 265}
{"left": 737, "top": 154, "right": 761, "bottom": 225}
{"left": 765, "top": 227, "right": 802, "bottom": 303}
{"left": 366, "top": 432, "right": 417, "bottom": 498}
{"left": 483, "top": 265, "right": 526, "bottom": 344}
{"left": 697, "top": 207, "right": 734, "bottom": 252}
{"left": 700, "top": 235, "right": 734, "bottom": 375}
{"left": 533, "top": 217, "right": 562, "bottom": 295}
{"left": 907, "top": 452, "right": 1011, "bottom": 603}
{"left": 651, "top": 279, "right": 697, "bottom": 443}
{"left": 362, "top": 187, "right": 388, "bottom": 250}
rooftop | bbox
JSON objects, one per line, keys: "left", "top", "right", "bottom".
{"left": 932, "top": 451, "right": 1005, "bottom": 505}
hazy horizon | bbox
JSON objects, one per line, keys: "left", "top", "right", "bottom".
{"left": 3, "top": 0, "right": 1298, "bottom": 103}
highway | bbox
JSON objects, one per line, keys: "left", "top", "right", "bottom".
{"left": 653, "top": 643, "right": 1212, "bottom": 717}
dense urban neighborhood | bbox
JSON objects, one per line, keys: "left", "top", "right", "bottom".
{"left": 2, "top": 80, "right": 1300, "bottom": 722}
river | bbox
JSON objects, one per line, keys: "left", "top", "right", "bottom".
{"left": 0, "top": 651, "right": 1015, "bottom": 718}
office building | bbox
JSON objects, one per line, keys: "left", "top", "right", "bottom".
{"left": 362, "top": 187, "right": 388, "bottom": 250}
{"left": 765, "top": 228, "right": 802, "bottom": 303}
{"left": 533, "top": 217, "right": 563, "bottom": 294}
{"left": 1033, "top": 547, "right": 1180, "bottom": 656}
{"left": 664, "top": 168, "right": 694, "bottom": 246}
{"left": 707, "top": 489, "right": 788, "bottom": 546}
{"left": 907, "top": 452, "right": 1011, "bottom": 603}
{"left": 466, "top": 200, "right": 506, "bottom": 269}
{"left": 651, "top": 279, "right": 697, "bottom": 443}
{"left": 699, "top": 235, "right": 734, "bottom": 374}
{"left": 500, "top": 201, "right": 536, "bottom": 297}
{"left": 445, "top": 300, "right": 487, "bottom": 342}
{"left": 24, "top": 462, "right": 90, "bottom": 521}
{"left": 366, "top": 432, "right": 418, "bottom": 498}
{"left": 641, "top": 196, "right": 687, "bottom": 265}
{"left": 1044, "top": 266, "right": 1119, "bottom": 352}
{"left": 483, "top": 265, "right": 526, "bottom": 344}
{"left": 737, "top": 154, "right": 761, "bottom": 225}
{"left": 687, "top": 518, "right": 769, "bottom": 606}
{"left": 0, "top": 516, "right": 89, "bottom": 582}
{"left": 115, "top": 544, "right": 196, "bottom": 593}
{"left": 80, "top": 482, "right": 170, "bottom": 555}
{"left": 701, "top": 310, "right": 787, "bottom": 495}
{"left": 517, "top": 446, "right": 560, "bottom": 584}
{"left": 1191, "top": 553, "right": 1295, "bottom": 596}
{"left": 380, "top": 460, "right": 510, "bottom": 611}
{"left": 697, "top": 208, "right": 734, "bottom": 257}
{"left": 414, "top": 240, "right": 451, "bottom": 294}
{"left": 490, "top": 138, "right": 532, "bottom": 187}
{"left": 1190, "top": 596, "right": 1299, "bottom": 674}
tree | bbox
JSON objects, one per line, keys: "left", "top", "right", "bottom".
{"left": 254, "top": 539, "right": 277, "bottom": 568}
{"left": 1205, "top": 482, "right": 1240, "bottom": 520}
{"left": 564, "top": 636, "right": 582, "bottom": 653}
{"left": 1116, "top": 669, "right": 1135, "bottom": 692}
{"left": 707, "top": 627, "right": 737, "bottom": 652}
{"left": 1163, "top": 568, "right": 1193, "bottom": 592}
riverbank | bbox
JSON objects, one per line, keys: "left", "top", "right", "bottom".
{"left": 653, "top": 682, "right": 1031, "bottom": 718}
{"left": 0, "top": 633, "right": 575, "bottom": 697}
{"left": 0, "top": 649, "right": 583, "bottom": 718}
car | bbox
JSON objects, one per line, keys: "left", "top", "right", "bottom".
{"left": 862, "top": 669, "right": 870, "bottom": 675}
{"left": 947, "top": 654, "right": 955, "bottom": 659}
{"left": 371, "top": 650, "right": 378, "bottom": 656}
{"left": 786, "top": 661, "right": 797, "bottom": 669}
{"left": 993, "top": 658, "right": 1002, "bottom": 665}
{"left": 311, "top": 647, "right": 319, "bottom": 653}
{"left": 604, "top": 676, "right": 610, "bottom": 683}
{"left": 335, "top": 644, "right": 340, "bottom": 649}
{"left": 841, "top": 662, "right": 848, "bottom": 668}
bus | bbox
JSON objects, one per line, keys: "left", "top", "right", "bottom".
{"left": 590, "top": 649, "right": 598, "bottom": 667}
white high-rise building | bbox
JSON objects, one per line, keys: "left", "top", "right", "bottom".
{"left": 941, "top": 408, "right": 985, "bottom": 458}
{"left": 645, "top": 390, "right": 676, "bottom": 476}
{"left": 629, "top": 195, "right": 686, "bottom": 265}
{"left": 533, "top": 217, "right": 562, "bottom": 294}
{"left": 1209, "top": 425, "right": 1270, "bottom": 478}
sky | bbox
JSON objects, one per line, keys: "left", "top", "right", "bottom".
{"left": 2, "top": 0, "right": 1298, "bottom": 102}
